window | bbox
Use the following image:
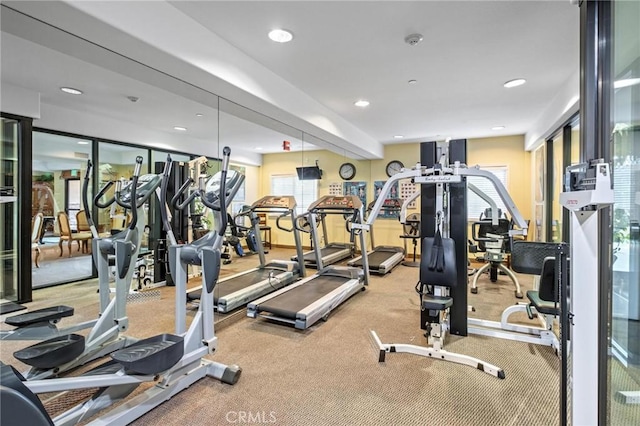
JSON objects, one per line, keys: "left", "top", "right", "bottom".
{"left": 466, "top": 166, "right": 509, "bottom": 220}
{"left": 271, "top": 174, "right": 317, "bottom": 215}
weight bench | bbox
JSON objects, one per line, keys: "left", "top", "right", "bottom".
{"left": 468, "top": 241, "right": 563, "bottom": 353}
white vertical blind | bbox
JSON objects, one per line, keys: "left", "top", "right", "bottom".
{"left": 271, "top": 174, "right": 318, "bottom": 214}
{"left": 467, "top": 166, "right": 509, "bottom": 220}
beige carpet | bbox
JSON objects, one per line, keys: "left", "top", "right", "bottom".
{"left": 1, "top": 249, "right": 564, "bottom": 425}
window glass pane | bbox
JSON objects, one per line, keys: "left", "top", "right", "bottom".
{"left": 609, "top": 0, "right": 640, "bottom": 423}
{"left": 32, "top": 131, "right": 93, "bottom": 288}
{"left": 1, "top": 118, "right": 19, "bottom": 302}
{"left": 271, "top": 174, "right": 317, "bottom": 215}
{"left": 97, "top": 143, "right": 148, "bottom": 239}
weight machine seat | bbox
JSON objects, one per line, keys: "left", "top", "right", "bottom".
{"left": 526, "top": 257, "right": 561, "bottom": 317}
{"left": 422, "top": 295, "right": 453, "bottom": 311}
{"left": 526, "top": 291, "right": 559, "bottom": 316}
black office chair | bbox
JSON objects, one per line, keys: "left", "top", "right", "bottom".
{"left": 400, "top": 213, "right": 420, "bottom": 267}
{"left": 469, "top": 208, "right": 522, "bottom": 298}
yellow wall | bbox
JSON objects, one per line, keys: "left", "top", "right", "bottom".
{"left": 467, "top": 135, "right": 532, "bottom": 225}
{"left": 257, "top": 136, "right": 532, "bottom": 254}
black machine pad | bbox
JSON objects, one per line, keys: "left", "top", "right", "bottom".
{"left": 421, "top": 236, "right": 457, "bottom": 288}
{"left": 5, "top": 305, "right": 74, "bottom": 327}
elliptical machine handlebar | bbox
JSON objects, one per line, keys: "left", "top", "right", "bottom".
{"left": 113, "top": 156, "right": 143, "bottom": 230}
{"left": 168, "top": 148, "right": 231, "bottom": 237}
{"left": 82, "top": 160, "right": 100, "bottom": 238}
{"left": 160, "top": 155, "right": 178, "bottom": 247}
{"left": 171, "top": 177, "right": 196, "bottom": 211}
{"left": 215, "top": 147, "right": 231, "bottom": 236}
{"left": 93, "top": 156, "right": 144, "bottom": 230}
{"left": 94, "top": 181, "right": 116, "bottom": 209}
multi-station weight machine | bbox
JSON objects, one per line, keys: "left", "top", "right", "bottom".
{"left": 363, "top": 140, "right": 528, "bottom": 378}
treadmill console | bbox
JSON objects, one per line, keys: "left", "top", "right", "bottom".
{"left": 252, "top": 195, "right": 296, "bottom": 210}
{"left": 310, "top": 195, "right": 362, "bottom": 211}
{"left": 382, "top": 198, "right": 402, "bottom": 210}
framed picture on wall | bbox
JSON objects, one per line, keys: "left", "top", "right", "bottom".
{"left": 535, "top": 203, "right": 545, "bottom": 242}
{"left": 343, "top": 181, "right": 366, "bottom": 208}
{"left": 374, "top": 180, "right": 399, "bottom": 219}
{"left": 534, "top": 145, "right": 545, "bottom": 203}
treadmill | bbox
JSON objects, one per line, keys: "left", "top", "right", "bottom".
{"left": 348, "top": 199, "right": 405, "bottom": 274}
{"left": 187, "top": 195, "right": 306, "bottom": 313}
{"left": 247, "top": 195, "right": 370, "bottom": 329}
{"left": 291, "top": 198, "right": 355, "bottom": 268}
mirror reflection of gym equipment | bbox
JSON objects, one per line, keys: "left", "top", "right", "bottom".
{"left": 290, "top": 202, "right": 356, "bottom": 269}
{"left": 347, "top": 198, "right": 405, "bottom": 274}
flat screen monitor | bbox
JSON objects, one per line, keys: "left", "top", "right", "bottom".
{"left": 296, "top": 166, "right": 323, "bottom": 180}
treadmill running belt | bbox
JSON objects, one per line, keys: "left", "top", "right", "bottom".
{"left": 187, "top": 269, "right": 276, "bottom": 301}
{"left": 302, "top": 246, "right": 345, "bottom": 262}
{"left": 351, "top": 251, "right": 393, "bottom": 269}
{"left": 257, "top": 275, "right": 348, "bottom": 320}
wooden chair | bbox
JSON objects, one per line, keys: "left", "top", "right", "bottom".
{"left": 257, "top": 213, "right": 271, "bottom": 250}
{"left": 76, "top": 210, "right": 92, "bottom": 252}
{"left": 57, "top": 212, "right": 92, "bottom": 257}
{"left": 31, "top": 213, "right": 44, "bottom": 267}
{"left": 76, "top": 210, "right": 90, "bottom": 232}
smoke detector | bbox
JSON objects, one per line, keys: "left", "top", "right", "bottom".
{"left": 404, "top": 33, "right": 424, "bottom": 46}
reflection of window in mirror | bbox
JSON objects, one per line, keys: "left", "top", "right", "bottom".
{"left": 271, "top": 174, "right": 318, "bottom": 215}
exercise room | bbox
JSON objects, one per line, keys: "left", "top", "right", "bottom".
{"left": 1, "top": 1, "right": 638, "bottom": 425}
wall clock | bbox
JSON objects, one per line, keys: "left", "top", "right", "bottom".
{"left": 339, "top": 162, "right": 356, "bottom": 180}
{"left": 385, "top": 160, "right": 404, "bottom": 177}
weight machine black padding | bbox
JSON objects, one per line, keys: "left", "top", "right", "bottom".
{"left": 421, "top": 234, "right": 457, "bottom": 287}
{"left": 420, "top": 140, "right": 468, "bottom": 335}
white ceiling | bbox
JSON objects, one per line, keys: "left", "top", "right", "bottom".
{"left": 1, "top": 1, "right": 580, "bottom": 164}
{"left": 171, "top": 0, "right": 579, "bottom": 144}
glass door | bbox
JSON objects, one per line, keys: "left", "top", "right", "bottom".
{"left": 32, "top": 131, "right": 93, "bottom": 288}
{"left": 0, "top": 117, "right": 19, "bottom": 303}
{"left": 609, "top": 0, "right": 640, "bottom": 423}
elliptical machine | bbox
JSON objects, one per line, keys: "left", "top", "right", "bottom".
{"left": 2, "top": 157, "right": 161, "bottom": 380}
{"left": 0, "top": 147, "right": 240, "bottom": 426}
{"left": 167, "top": 151, "right": 244, "bottom": 329}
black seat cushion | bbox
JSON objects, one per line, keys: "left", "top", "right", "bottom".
{"left": 526, "top": 290, "right": 560, "bottom": 316}
{"left": 422, "top": 295, "right": 453, "bottom": 311}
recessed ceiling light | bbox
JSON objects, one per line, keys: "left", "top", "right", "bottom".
{"left": 268, "top": 29, "right": 293, "bottom": 43}
{"left": 408, "top": 80, "right": 417, "bottom": 85}
{"left": 173, "top": 126, "right": 187, "bottom": 131}
{"left": 255, "top": 147, "right": 263, "bottom": 151}
{"left": 614, "top": 78, "right": 640, "bottom": 89}
{"left": 394, "top": 135, "right": 404, "bottom": 139}
{"left": 60, "top": 87, "right": 83, "bottom": 95}
{"left": 77, "top": 141, "right": 89, "bottom": 145}
{"left": 492, "top": 126, "right": 506, "bottom": 130}
{"left": 503, "top": 78, "right": 526, "bottom": 88}
{"left": 354, "top": 100, "right": 370, "bottom": 107}
{"left": 195, "top": 113, "right": 204, "bottom": 117}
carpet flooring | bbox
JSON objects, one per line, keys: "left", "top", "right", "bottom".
{"left": 0, "top": 248, "right": 581, "bottom": 425}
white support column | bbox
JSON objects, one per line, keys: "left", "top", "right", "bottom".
{"left": 570, "top": 209, "right": 599, "bottom": 426}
